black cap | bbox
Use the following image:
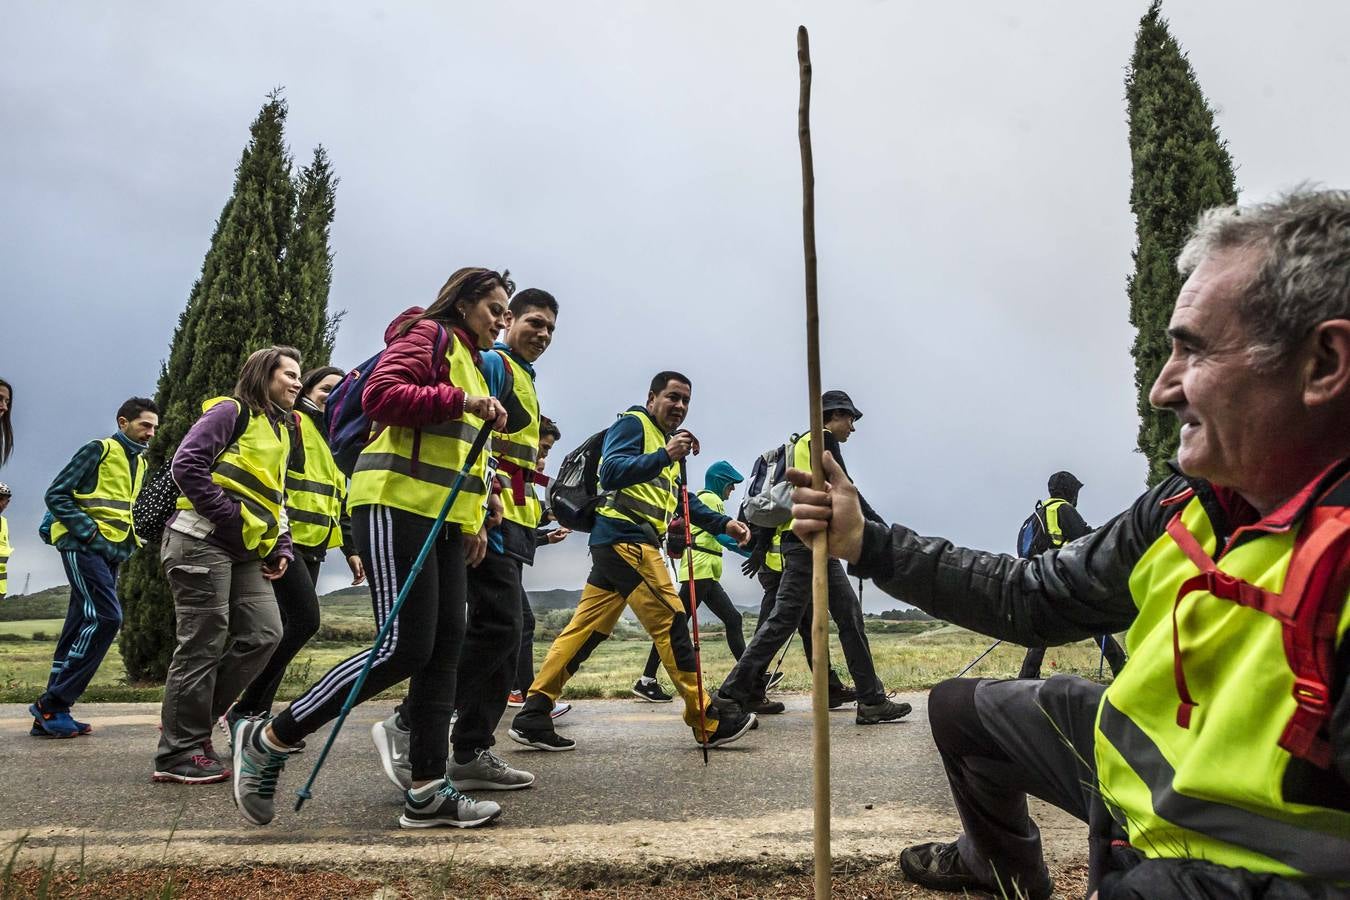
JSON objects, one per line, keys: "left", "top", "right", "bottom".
{"left": 821, "top": 390, "right": 863, "bottom": 421}
{"left": 1048, "top": 471, "right": 1083, "bottom": 497}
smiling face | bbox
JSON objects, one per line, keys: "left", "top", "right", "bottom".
{"left": 306, "top": 373, "right": 342, "bottom": 413}
{"left": 458, "top": 286, "right": 510, "bottom": 350}
{"left": 647, "top": 378, "right": 691, "bottom": 432}
{"left": 504, "top": 305, "right": 557, "bottom": 363}
{"left": 269, "top": 356, "right": 304, "bottom": 410}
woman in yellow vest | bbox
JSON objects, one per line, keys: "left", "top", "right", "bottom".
{"left": 0, "top": 483, "right": 12, "bottom": 597}
{"left": 228, "top": 366, "right": 365, "bottom": 732}
{"left": 236, "top": 268, "right": 511, "bottom": 830}
{"left": 153, "top": 347, "right": 301, "bottom": 785}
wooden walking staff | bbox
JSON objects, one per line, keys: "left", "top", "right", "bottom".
{"left": 796, "top": 24, "right": 832, "bottom": 899}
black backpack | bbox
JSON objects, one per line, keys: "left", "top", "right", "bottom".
{"left": 547, "top": 427, "right": 611, "bottom": 533}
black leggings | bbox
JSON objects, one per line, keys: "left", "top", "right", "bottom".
{"left": 233, "top": 555, "right": 321, "bottom": 717}
{"left": 642, "top": 578, "right": 745, "bottom": 679}
{"left": 271, "top": 505, "right": 467, "bottom": 781}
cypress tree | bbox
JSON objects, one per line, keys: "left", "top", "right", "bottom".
{"left": 119, "top": 92, "right": 338, "bottom": 680}
{"left": 1126, "top": 1, "right": 1238, "bottom": 485}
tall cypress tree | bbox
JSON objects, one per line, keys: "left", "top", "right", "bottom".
{"left": 286, "top": 146, "right": 341, "bottom": 366}
{"left": 120, "top": 92, "right": 338, "bottom": 680}
{"left": 1126, "top": 1, "right": 1238, "bottom": 485}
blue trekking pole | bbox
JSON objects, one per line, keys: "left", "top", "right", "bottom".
{"left": 295, "top": 423, "right": 494, "bottom": 811}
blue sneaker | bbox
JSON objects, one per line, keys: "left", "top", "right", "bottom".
{"left": 29, "top": 702, "right": 80, "bottom": 739}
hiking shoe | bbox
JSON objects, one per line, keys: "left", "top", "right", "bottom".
{"left": 508, "top": 727, "right": 576, "bottom": 752}
{"left": 216, "top": 705, "right": 245, "bottom": 755}
{"left": 631, "top": 677, "right": 673, "bottom": 703}
{"left": 899, "top": 841, "right": 1052, "bottom": 900}
{"left": 399, "top": 779, "right": 501, "bottom": 829}
{"left": 202, "top": 738, "right": 229, "bottom": 768}
{"left": 765, "top": 670, "right": 786, "bottom": 692}
{"left": 448, "top": 748, "right": 535, "bottom": 790}
{"left": 699, "top": 710, "right": 757, "bottom": 749}
{"left": 748, "top": 696, "right": 786, "bottom": 715}
{"left": 70, "top": 713, "right": 93, "bottom": 735}
{"left": 507, "top": 690, "right": 526, "bottom": 708}
{"left": 550, "top": 701, "right": 572, "bottom": 720}
{"left": 856, "top": 698, "right": 913, "bottom": 725}
{"left": 153, "top": 752, "right": 230, "bottom": 784}
{"left": 29, "top": 702, "right": 80, "bottom": 738}
{"left": 828, "top": 684, "right": 857, "bottom": 710}
{"left": 371, "top": 713, "right": 412, "bottom": 790}
{"left": 231, "top": 717, "right": 289, "bottom": 825}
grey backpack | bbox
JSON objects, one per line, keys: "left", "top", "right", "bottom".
{"left": 740, "top": 434, "right": 800, "bottom": 528}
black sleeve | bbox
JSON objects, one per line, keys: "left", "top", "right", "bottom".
{"left": 823, "top": 433, "right": 884, "bottom": 525}
{"left": 1058, "top": 503, "right": 1092, "bottom": 542}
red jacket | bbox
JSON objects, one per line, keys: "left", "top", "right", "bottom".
{"left": 362, "top": 307, "right": 478, "bottom": 427}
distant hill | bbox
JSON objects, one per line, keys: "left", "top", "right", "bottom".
{"left": 319, "top": 585, "right": 584, "bottom": 615}
{"left": 0, "top": 586, "right": 70, "bottom": 621}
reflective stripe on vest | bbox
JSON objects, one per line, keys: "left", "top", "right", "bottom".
{"left": 176, "top": 398, "right": 291, "bottom": 557}
{"left": 1095, "top": 494, "right": 1350, "bottom": 879}
{"left": 285, "top": 413, "right": 346, "bottom": 550}
{"left": 492, "top": 350, "right": 544, "bottom": 529}
{"left": 0, "top": 515, "right": 10, "bottom": 594}
{"left": 348, "top": 332, "right": 491, "bottom": 527}
{"left": 1042, "top": 497, "right": 1069, "bottom": 546}
{"left": 680, "top": 489, "right": 726, "bottom": 582}
{"left": 596, "top": 410, "right": 679, "bottom": 533}
{"left": 49, "top": 437, "right": 145, "bottom": 547}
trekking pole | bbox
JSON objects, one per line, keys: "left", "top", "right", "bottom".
{"left": 957, "top": 640, "right": 1002, "bottom": 678}
{"left": 1097, "top": 635, "right": 1107, "bottom": 680}
{"left": 796, "top": 25, "right": 832, "bottom": 900}
{"left": 766, "top": 632, "right": 794, "bottom": 692}
{"left": 678, "top": 458, "right": 711, "bottom": 767}
{"left": 295, "top": 423, "right": 494, "bottom": 811}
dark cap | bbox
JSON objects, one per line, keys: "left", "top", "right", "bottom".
{"left": 821, "top": 390, "right": 863, "bottom": 421}
{"left": 1047, "top": 471, "right": 1083, "bottom": 497}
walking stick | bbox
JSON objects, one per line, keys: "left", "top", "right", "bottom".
{"left": 295, "top": 423, "right": 494, "bottom": 811}
{"left": 957, "top": 640, "right": 1003, "bottom": 678}
{"left": 796, "top": 25, "right": 832, "bottom": 899}
{"left": 677, "top": 459, "right": 711, "bottom": 766}
{"left": 1097, "top": 635, "right": 1107, "bottom": 680}
{"left": 766, "top": 632, "right": 794, "bottom": 692}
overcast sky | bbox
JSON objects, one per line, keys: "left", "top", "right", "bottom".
{"left": 3, "top": 2, "right": 1348, "bottom": 611}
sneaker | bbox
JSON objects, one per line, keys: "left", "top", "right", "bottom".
{"left": 508, "top": 727, "right": 576, "bottom": 752}
{"left": 216, "top": 705, "right": 244, "bottom": 755}
{"left": 371, "top": 714, "right": 413, "bottom": 791}
{"left": 286, "top": 739, "right": 307, "bottom": 754}
{"left": 856, "top": 697, "right": 913, "bottom": 725}
{"left": 507, "top": 690, "right": 526, "bottom": 708}
{"left": 828, "top": 684, "right": 857, "bottom": 710}
{"left": 153, "top": 752, "right": 230, "bottom": 784}
{"left": 448, "top": 748, "right": 535, "bottom": 790}
{"left": 699, "top": 710, "right": 757, "bottom": 749}
{"left": 28, "top": 702, "right": 80, "bottom": 739}
{"left": 31, "top": 715, "right": 92, "bottom": 737}
{"left": 399, "top": 779, "right": 501, "bottom": 829}
{"left": 747, "top": 696, "right": 786, "bottom": 715}
{"left": 550, "top": 701, "right": 572, "bottom": 720}
{"left": 202, "top": 738, "right": 232, "bottom": 772}
{"left": 631, "top": 677, "right": 673, "bottom": 703}
{"left": 231, "top": 718, "right": 290, "bottom": 826}
{"left": 765, "top": 670, "right": 786, "bottom": 692}
{"left": 70, "top": 714, "right": 93, "bottom": 735}
{"left": 899, "top": 840, "right": 1052, "bottom": 900}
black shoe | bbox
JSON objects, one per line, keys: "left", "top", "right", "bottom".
{"left": 899, "top": 841, "right": 1052, "bottom": 900}
{"left": 508, "top": 727, "right": 576, "bottom": 752}
{"left": 747, "top": 696, "right": 786, "bottom": 715}
{"left": 631, "top": 677, "right": 674, "bottom": 703}
{"left": 856, "top": 697, "right": 912, "bottom": 724}
{"left": 828, "top": 684, "right": 857, "bottom": 710}
{"left": 699, "top": 710, "right": 757, "bottom": 749}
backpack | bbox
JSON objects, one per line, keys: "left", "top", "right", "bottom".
{"left": 740, "top": 434, "right": 801, "bottom": 528}
{"left": 1016, "top": 501, "right": 1052, "bottom": 558}
{"left": 324, "top": 323, "right": 450, "bottom": 477}
{"left": 547, "top": 427, "right": 610, "bottom": 533}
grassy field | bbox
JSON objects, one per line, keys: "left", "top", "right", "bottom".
{"left": 0, "top": 612, "right": 1120, "bottom": 703}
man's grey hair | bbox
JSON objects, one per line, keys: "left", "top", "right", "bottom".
{"left": 1177, "top": 188, "right": 1350, "bottom": 370}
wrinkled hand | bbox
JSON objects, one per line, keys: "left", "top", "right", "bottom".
{"left": 464, "top": 395, "right": 508, "bottom": 431}
{"left": 788, "top": 451, "right": 865, "bottom": 564}
{"left": 724, "top": 519, "right": 751, "bottom": 546}
{"left": 261, "top": 556, "right": 289, "bottom": 581}
{"left": 464, "top": 527, "right": 489, "bottom": 567}
{"left": 546, "top": 527, "right": 571, "bottom": 544}
{"left": 664, "top": 430, "right": 696, "bottom": 462}
{"left": 347, "top": 553, "right": 366, "bottom": 585}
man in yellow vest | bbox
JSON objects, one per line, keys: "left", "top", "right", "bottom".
{"left": 788, "top": 190, "right": 1350, "bottom": 898}
{"left": 31, "top": 397, "right": 158, "bottom": 738}
{"left": 510, "top": 371, "right": 757, "bottom": 751}
{"left": 0, "top": 482, "right": 12, "bottom": 597}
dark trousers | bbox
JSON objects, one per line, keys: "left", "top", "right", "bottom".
{"left": 272, "top": 505, "right": 467, "bottom": 781}
{"left": 41, "top": 550, "right": 122, "bottom": 710}
{"left": 233, "top": 555, "right": 321, "bottom": 716}
{"left": 721, "top": 537, "right": 880, "bottom": 703}
{"left": 642, "top": 577, "right": 745, "bottom": 679}
{"left": 930, "top": 675, "right": 1115, "bottom": 896}
{"left": 451, "top": 551, "right": 523, "bottom": 754}
{"left": 755, "top": 568, "right": 844, "bottom": 689}
{"left": 1019, "top": 636, "right": 1127, "bottom": 679}
{"left": 513, "top": 584, "right": 535, "bottom": 693}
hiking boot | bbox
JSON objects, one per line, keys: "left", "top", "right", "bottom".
{"left": 856, "top": 697, "right": 913, "bottom": 725}
{"left": 765, "top": 670, "right": 786, "bottom": 692}
{"left": 448, "top": 748, "right": 535, "bottom": 790}
{"left": 399, "top": 779, "right": 501, "bottom": 829}
{"left": 899, "top": 840, "right": 1052, "bottom": 900}
{"left": 699, "top": 710, "right": 757, "bottom": 749}
{"left": 747, "top": 696, "right": 786, "bottom": 715}
{"left": 631, "top": 677, "right": 673, "bottom": 703}
{"left": 371, "top": 713, "right": 413, "bottom": 791}
{"left": 508, "top": 726, "right": 576, "bottom": 752}
{"left": 153, "top": 751, "right": 230, "bottom": 785}
{"left": 828, "top": 684, "right": 857, "bottom": 710}
{"left": 231, "top": 717, "right": 290, "bottom": 825}
{"left": 549, "top": 701, "right": 572, "bottom": 720}
{"left": 507, "top": 690, "right": 526, "bottom": 708}
{"left": 29, "top": 701, "right": 80, "bottom": 738}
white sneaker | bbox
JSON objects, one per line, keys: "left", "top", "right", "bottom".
{"left": 371, "top": 714, "right": 412, "bottom": 790}
{"left": 448, "top": 748, "right": 535, "bottom": 790}
{"left": 550, "top": 701, "right": 572, "bottom": 720}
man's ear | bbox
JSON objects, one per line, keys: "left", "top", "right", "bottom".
{"left": 1304, "top": 319, "right": 1350, "bottom": 408}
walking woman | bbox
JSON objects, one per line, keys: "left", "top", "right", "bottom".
{"left": 224, "top": 366, "right": 365, "bottom": 737}
{"left": 153, "top": 346, "right": 302, "bottom": 784}
{"left": 231, "top": 267, "right": 510, "bottom": 830}
{"left": 0, "top": 377, "right": 14, "bottom": 467}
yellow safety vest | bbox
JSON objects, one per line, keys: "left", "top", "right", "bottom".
{"left": 49, "top": 438, "right": 145, "bottom": 547}
{"left": 286, "top": 413, "right": 346, "bottom": 550}
{"left": 1095, "top": 493, "right": 1350, "bottom": 880}
{"left": 0, "top": 515, "right": 10, "bottom": 595}
{"left": 764, "top": 528, "right": 783, "bottom": 574}
{"left": 596, "top": 410, "right": 679, "bottom": 534}
{"left": 775, "top": 432, "right": 814, "bottom": 541}
{"left": 1042, "top": 497, "right": 1070, "bottom": 547}
{"left": 349, "top": 332, "right": 491, "bottom": 529}
{"left": 679, "top": 489, "right": 726, "bottom": 582}
{"left": 176, "top": 398, "right": 291, "bottom": 558}
{"left": 492, "top": 350, "right": 544, "bottom": 530}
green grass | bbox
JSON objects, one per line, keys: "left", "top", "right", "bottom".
{"left": 0, "top": 619, "right": 68, "bottom": 639}
{"left": 0, "top": 614, "right": 1121, "bottom": 703}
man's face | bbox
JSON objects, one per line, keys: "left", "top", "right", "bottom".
{"left": 1149, "top": 248, "right": 1306, "bottom": 496}
{"left": 825, "top": 412, "right": 856, "bottom": 443}
{"left": 120, "top": 411, "right": 159, "bottom": 445}
{"left": 504, "top": 306, "right": 557, "bottom": 363}
{"left": 647, "top": 379, "right": 691, "bottom": 432}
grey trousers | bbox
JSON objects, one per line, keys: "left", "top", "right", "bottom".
{"left": 156, "top": 530, "right": 282, "bottom": 767}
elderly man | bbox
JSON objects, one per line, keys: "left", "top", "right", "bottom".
{"left": 789, "top": 190, "right": 1350, "bottom": 898}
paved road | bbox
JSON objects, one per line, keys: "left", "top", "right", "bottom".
{"left": 0, "top": 695, "right": 1087, "bottom": 882}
